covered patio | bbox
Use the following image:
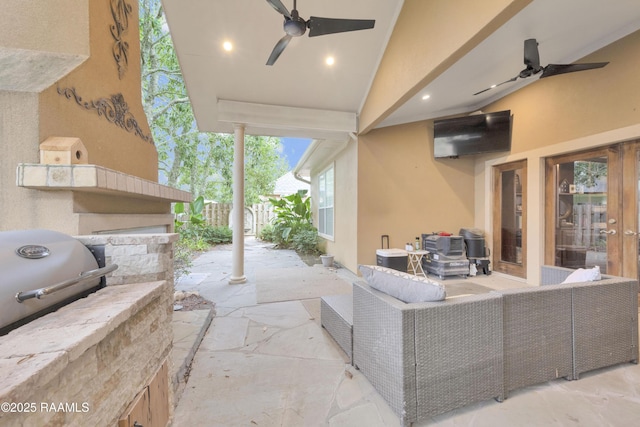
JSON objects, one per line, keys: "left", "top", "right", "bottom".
{"left": 2, "top": 1, "right": 640, "bottom": 425}
{"left": 161, "top": 0, "right": 640, "bottom": 281}
{"left": 170, "top": 238, "right": 640, "bottom": 426}
{"left": 162, "top": 1, "right": 640, "bottom": 423}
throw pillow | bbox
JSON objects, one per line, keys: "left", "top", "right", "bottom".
{"left": 358, "top": 264, "right": 446, "bottom": 303}
{"left": 561, "top": 265, "right": 602, "bottom": 284}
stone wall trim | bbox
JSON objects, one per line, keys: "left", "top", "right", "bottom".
{"left": 0, "top": 280, "right": 171, "bottom": 425}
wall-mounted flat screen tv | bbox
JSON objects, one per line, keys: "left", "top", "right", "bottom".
{"left": 433, "top": 110, "right": 512, "bottom": 158}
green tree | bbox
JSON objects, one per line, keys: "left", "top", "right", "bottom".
{"left": 139, "top": 0, "right": 288, "bottom": 202}
{"left": 139, "top": 0, "right": 194, "bottom": 188}
{"left": 207, "top": 134, "right": 288, "bottom": 204}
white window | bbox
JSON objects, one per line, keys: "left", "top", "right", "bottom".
{"left": 318, "top": 165, "right": 334, "bottom": 239}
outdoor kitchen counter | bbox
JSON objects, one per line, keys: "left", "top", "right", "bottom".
{"left": 0, "top": 280, "right": 172, "bottom": 426}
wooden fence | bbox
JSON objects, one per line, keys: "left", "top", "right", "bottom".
{"left": 201, "top": 202, "right": 275, "bottom": 236}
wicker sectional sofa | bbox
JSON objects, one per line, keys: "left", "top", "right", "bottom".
{"left": 540, "top": 266, "right": 639, "bottom": 380}
{"left": 338, "top": 265, "right": 639, "bottom": 426}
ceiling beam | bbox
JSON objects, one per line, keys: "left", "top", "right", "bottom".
{"left": 358, "top": 0, "right": 532, "bottom": 134}
{"left": 217, "top": 99, "right": 357, "bottom": 135}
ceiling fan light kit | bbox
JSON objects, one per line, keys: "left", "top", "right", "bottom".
{"left": 265, "top": 0, "right": 375, "bottom": 66}
{"left": 474, "top": 38, "right": 609, "bottom": 95}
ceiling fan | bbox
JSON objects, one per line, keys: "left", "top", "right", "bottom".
{"left": 265, "top": 0, "right": 375, "bottom": 66}
{"left": 474, "top": 38, "right": 609, "bottom": 95}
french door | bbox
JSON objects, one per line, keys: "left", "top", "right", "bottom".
{"left": 545, "top": 141, "right": 640, "bottom": 279}
{"left": 493, "top": 160, "right": 527, "bottom": 278}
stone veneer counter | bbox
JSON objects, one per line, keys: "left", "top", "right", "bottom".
{"left": 0, "top": 280, "right": 172, "bottom": 426}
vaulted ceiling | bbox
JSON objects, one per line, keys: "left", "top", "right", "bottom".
{"left": 162, "top": 0, "right": 640, "bottom": 142}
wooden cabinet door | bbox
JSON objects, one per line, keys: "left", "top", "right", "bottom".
{"left": 118, "top": 387, "right": 151, "bottom": 427}
{"left": 118, "top": 359, "right": 169, "bottom": 427}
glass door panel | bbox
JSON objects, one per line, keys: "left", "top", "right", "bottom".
{"left": 555, "top": 156, "right": 609, "bottom": 272}
{"left": 501, "top": 169, "right": 523, "bottom": 264}
{"left": 546, "top": 146, "right": 622, "bottom": 276}
{"left": 493, "top": 160, "right": 527, "bottom": 278}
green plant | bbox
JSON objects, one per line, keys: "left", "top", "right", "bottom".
{"left": 269, "top": 190, "right": 312, "bottom": 243}
{"left": 174, "top": 195, "right": 206, "bottom": 230}
{"left": 140, "top": 3, "right": 287, "bottom": 202}
{"left": 258, "top": 223, "right": 277, "bottom": 242}
{"left": 173, "top": 234, "right": 195, "bottom": 280}
{"left": 291, "top": 226, "right": 320, "bottom": 254}
{"left": 201, "top": 225, "right": 232, "bottom": 244}
{"left": 178, "top": 225, "right": 209, "bottom": 251}
{"left": 174, "top": 196, "right": 210, "bottom": 251}
{"left": 268, "top": 190, "right": 318, "bottom": 252}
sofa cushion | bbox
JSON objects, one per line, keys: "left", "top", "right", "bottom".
{"left": 561, "top": 266, "right": 601, "bottom": 284}
{"left": 358, "top": 264, "right": 446, "bottom": 303}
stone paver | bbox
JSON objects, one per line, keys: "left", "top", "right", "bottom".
{"left": 172, "top": 238, "right": 640, "bottom": 427}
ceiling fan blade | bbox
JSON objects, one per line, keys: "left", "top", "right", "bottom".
{"left": 266, "top": 0, "right": 291, "bottom": 19}
{"left": 266, "top": 34, "right": 292, "bottom": 66}
{"left": 307, "top": 16, "right": 375, "bottom": 37}
{"left": 540, "top": 62, "right": 609, "bottom": 78}
{"left": 473, "top": 75, "right": 518, "bottom": 96}
{"left": 524, "top": 38, "right": 541, "bottom": 71}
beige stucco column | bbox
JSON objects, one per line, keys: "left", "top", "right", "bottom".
{"left": 229, "top": 123, "right": 247, "bottom": 284}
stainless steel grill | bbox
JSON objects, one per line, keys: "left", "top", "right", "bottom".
{"left": 0, "top": 229, "right": 117, "bottom": 335}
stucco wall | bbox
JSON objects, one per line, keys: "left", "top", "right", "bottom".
{"left": 357, "top": 121, "right": 476, "bottom": 268}
{"left": 0, "top": 0, "right": 89, "bottom": 55}
{"left": 1, "top": 0, "right": 156, "bottom": 180}
{"left": 314, "top": 139, "right": 359, "bottom": 274}
{"left": 473, "top": 29, "right": 640, "bottom": 283}
{"left": 0, "top": 91, "right": 78, "bottom": 231}
{"left": 359, "top": 0, "right": 532, "bottom": 133}
{"left": 306, "top": 12, "right": 640, "bottom": 281}
{"left": 488, "top": 29, "right": 640, "bottom": 154}
{"left": 39, "top": 0, "right": 157, "bottom": 181}
{"left": 0, "top": 0, "right": 166, "bottom": 233}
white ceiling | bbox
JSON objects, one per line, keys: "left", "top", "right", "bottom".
{"left": 162, "top": 0, "right": 640, "bottom": 141}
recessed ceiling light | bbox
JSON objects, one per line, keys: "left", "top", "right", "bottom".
{"left": 422, "top": 94, "right": 431, "bottom": 100}
{"left": 325, "top": 56, "right": 335, "bottom": 66}
{"left": 222, "top": 41, "right": 233, "bottom": 52}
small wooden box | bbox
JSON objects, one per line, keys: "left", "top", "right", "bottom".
{"left": 39, "top": 136, "right": 89, "bottom": 165}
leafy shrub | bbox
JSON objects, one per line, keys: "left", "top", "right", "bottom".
{"left": 291, "top": 226, "right": 320, "bottom": 254}
{"left": 269, "top": 190, "right": 312, "bottom": 244}
{"left": 270, "top": 223, "right": 290, "bottom": 246}
{"left": 202, "top": 226, "right": 232, "bottom": 244}
{"left": 174, "top": 196, "right": 206, "bottom": 229}
{"left": 178, "top": 224, "right": 210, "bottom": 251}
{"left": 174, "top": 235, "right": 195, "bottom": 281}
{"left": 258, "top": 223, "right": 277, "bottom": 242}
{"left": 267, "top": 190, "right": 319, "bottom": 253}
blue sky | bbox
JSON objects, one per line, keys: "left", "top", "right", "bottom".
{"left": 280, "top": 137, "right": 312, "bottom": 170}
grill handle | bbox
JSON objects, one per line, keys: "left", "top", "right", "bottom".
{"left": 15, "top": 264, "right": 119, "bottom": 303}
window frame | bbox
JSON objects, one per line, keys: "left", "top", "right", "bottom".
{"left": 317, "top": 164, "right": 335, "bottom": 240}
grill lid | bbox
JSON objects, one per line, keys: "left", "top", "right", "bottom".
{"left": 0, "top": 229, "right": 107, "bottom": 332}
{"left": 16, "top": 244, "right": 50, "bottom": 259}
